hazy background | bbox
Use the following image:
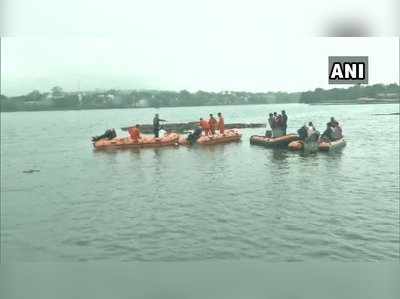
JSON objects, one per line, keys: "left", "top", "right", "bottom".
{"left": 1, "top": 37, "right": 399, "bottom": 96}
{"left": 1, "top": 0, "right": 399, "bottom": 36}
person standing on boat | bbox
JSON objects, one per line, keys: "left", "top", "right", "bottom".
{"left": 209, "top": 114, "right": 218, "bottom": 135}
{"left": 273, "top": 112, "right": 278, "bottom": 127}
{"left": 268, "top": 113, "right": 274, "bottom": 129}
{"left": 281, "top": 110, "right": 288, "bottom": 135}
{"left": 217, "top": 112, "right": 225, "bottom": 135}
{"left": 128, "top": 124, "right": 142, "bottom": 142}
{"left": 153, "top": 114, "right": 166, "bottom": 138}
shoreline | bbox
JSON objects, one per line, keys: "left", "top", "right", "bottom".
{"left": 1, "top": 101, "right": 399, "bottom": 113}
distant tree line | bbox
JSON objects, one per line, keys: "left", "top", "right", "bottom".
{"left": 1, "top": 83, "right": 398, "bottom": 112}
{"left": 300, "top": 83, "right": 399, "bottom": 104}
{"left": 0, "top": 86, "right": 300, "bottom": 112}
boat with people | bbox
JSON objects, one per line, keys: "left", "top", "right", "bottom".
{"left": 121, "top": 122, "right": 265, "bottom": 133}
{"left": 289, "top": 137, "right": 346, "bottom": 152}
{"left": 93, "top": 133, "right": 179, "bottom": 149}
{"left": 179, "top": 129, "right": 242, "bottom": 146}
{"left": 250, "top": 110, "right": 299, "bottom": 148}
{"left": 289, "top": 117, "right": 346, "bottom": 152}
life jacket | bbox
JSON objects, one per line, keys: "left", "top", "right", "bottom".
{"left": 129, "top": 127, "right": 141, "bottom": 140}
{"left": 200, "top": 120, "right": 210, "bottom": 129}
{"left": 209, "top": 117, "right": 217, "bottom": 128}
{"left": 218, "top": 117, "right": 224, "bottom": 130}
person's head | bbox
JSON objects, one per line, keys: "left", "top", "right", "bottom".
{"left": 155, "top": 114, "right": 159, "bottom": 118}
{"left": 200, "top": 117, "right": 203, "bottom": 121}
{"left": 135, "top": 124, "right": 140, "bottom": 128}
{"left": 209, "top": 113, "right": 213, "bottom": 118}
{"left": 273, "top": 112, "right": 277, "bottom": 116}
{"left": 282, "top": 110, "right": 286, "bottom": 115}
{"left": 308, "top": 122, "right": 313, "bottom": 126}
{"left": 218, "top": 112, "right": 222, "bottom": 117}
{"left": 269, "top": 113, "right": 273, "bottom": 117}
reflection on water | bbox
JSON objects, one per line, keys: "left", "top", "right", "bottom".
{"left": 1, "top": 103, "right": 399, "bottom": 262}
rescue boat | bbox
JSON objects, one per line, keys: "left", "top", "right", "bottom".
{"left": 288, "top": 140, "right": 304, "bottom": 151}
{"left": 179, "top": 129, "right": 242, "bottom": 146}
{"left": 93, "top": 133, "right": 179, "bottom": 149}
{"left": 250, "top": 134, "right": 299, "bottom": 148}
{"left": 289, "top": 138, "right": 346, "bottom": 152}
{"left": 318, "top": 138, "right": 346, "bottom": 151}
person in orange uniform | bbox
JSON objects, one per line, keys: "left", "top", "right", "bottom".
{"left": 128, "top": 124, "right": 142, "bottom": 142}
{"left": 217, "top": 112, "right": 224, "bottom": 135}
{"left": 199, "top": 118, "right": 211, "bottom": 136}
{"left": 208, "top": 114, "right": 218, "bottom": 135}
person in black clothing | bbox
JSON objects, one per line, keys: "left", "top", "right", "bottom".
{"left": 321, "top": 123, "right": 334, "bottom": 141}
{"left": 281, "top": 110, "right": 288, "bottom": 135}
{"left": 153, "top": 114, "right": 166, "bottom": 138}
{"left": 187, "top": 127, "right": 203, "bottom": 145}
{"left": 297, "top": 124, "right": 307, "bottom": 141}
{"left": 92, "top": 128, "right": 116, "bottom": 142}
{"left": 328, "top": 117, "right": 338, "bottom": 127}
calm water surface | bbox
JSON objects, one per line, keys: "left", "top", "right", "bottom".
{"left": 1, "top": 104, "right": 399, "bottom": 261}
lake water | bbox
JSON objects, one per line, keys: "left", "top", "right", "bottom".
{"left": 1, "top": 103, "right": 399, "bottom": 261}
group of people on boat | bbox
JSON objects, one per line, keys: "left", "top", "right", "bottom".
{"left": 267, "top": 110, "right": 288, "bottom": 137}
{"left": 125, "top": 114, "right": 167, "bottom": 142}
{"left": 199, "top": 113, "right": 225, "bottom": 136}
{"left": 183, "top": 113, "right": 225, "bottom": 145}
{"left": 296, "top": 117, "right": 343, "bottom": 142}
{"left": 92, "top": 112, "right": 226, "bottom": 145}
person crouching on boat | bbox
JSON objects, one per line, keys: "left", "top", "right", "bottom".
{"left": 128, "top": 124, "right": 142, "bottom": 142}
{"left": 335, "top": 122, "right": 343, "bottom": 139}
{"left": 321, "top": 123, "right": 334, "bottom": 141}
{"left": 200, "top": 118, "right": 211, "bottom": 136}
{"left": 217, "top": 112, "right": 225, "bottom": 135}
{"left": 187, "top": 126, "right": 203, "bottom": 145}
{"left": 331, "top": 121, "right": 343, "bottom": 140}
{"left": 297, "top": 124, "right": 307, "bottom": 140}
{"left": 209, "top": 114, "right": 218, "bottom": 135}
{"left": 328, "top": 117, "right": 339, "bottom": 128}
{"left": 92, "top": 128, "right": 116, "bottom": 142}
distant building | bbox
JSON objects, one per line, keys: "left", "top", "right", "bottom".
{"left": 137, "top": 99, "right": 149, "bottom": 107}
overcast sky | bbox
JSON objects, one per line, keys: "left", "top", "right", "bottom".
{"left": 2, "top": 36, "right": 398, "bottom": 96}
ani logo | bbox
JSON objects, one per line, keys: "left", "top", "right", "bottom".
{"left": 328, "top": 56, "right": 368, "bottom": 84}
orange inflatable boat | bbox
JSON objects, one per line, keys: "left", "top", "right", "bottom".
{"left": 288, "top": 140, "right": 304, "bottom": 151}
{"left": 250, "top": 134, "right": 299, "bottom": 148}
{"left": 289, "top": 138, "right": 346, "bottom": 151}
{"left": 319, "top": 138, "right": 346, "bottom": 151}
{"left": 179, "top": 129, "right": 242, "bottom": 146}
{"left": 93, "top": 133, "right": 179, "bottom": 149}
